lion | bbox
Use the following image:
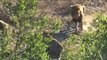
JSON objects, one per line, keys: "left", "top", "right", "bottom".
{"left": 71, "top": 4, "right": 85, "bottom": 32}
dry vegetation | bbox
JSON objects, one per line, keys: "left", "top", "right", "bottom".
{"left": 0, "top": 0, "right": 107, "bottom": 60}
{"left": 0, "top": 0, "right": 107, "bottom": 25}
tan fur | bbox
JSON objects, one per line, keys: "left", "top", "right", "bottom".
{"left": 71, "top": 4, "right": 85, "bottom": 19}
{"left": 71, "top": 4, "right": 85, "bottom": 32}
{"left": 0, "top": 20, "right": 9, "bottom": 30}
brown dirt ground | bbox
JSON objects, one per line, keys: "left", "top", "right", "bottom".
{"left": 0, "top": 0, "right": 107, "bottom": 29}
{"left": 34, "top": 0, "right": 107, "bottom": 31}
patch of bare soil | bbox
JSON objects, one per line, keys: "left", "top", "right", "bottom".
{"left": 32, "top": 0, "right": 107, "bottom": 42}
{"left": 35, "top": 0, "right": 107, "bottom": 32}
{"left": 83, "top": 14, "right": 96, "bottom": 31}
{"left": 0, "top": 0, "right": 107, "bottom": 28}
{"left": 0, "top": 0, "right": 107, "bottom": 41}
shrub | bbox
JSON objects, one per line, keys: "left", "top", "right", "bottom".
{"left": 1, "top": 0, "right": 107, "bottom": 60}
{"left": 61, "top": 13, "right": 107, "bottom": 60}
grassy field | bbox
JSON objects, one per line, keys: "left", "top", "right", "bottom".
{"left": 0, "top": 0, "right": 107, "bottom": 60}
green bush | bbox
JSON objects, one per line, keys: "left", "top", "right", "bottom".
{"left": 1, "top": 0, "right": 50, "bottom": 60}
{"left": 61, "top": 13, "right": 107, "bottom": 60}
{"left": 1, "top": 0, "right": 107, "bottom": 60}
{"left": 0, "top": 0, "right": 62, "bottom": 60}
